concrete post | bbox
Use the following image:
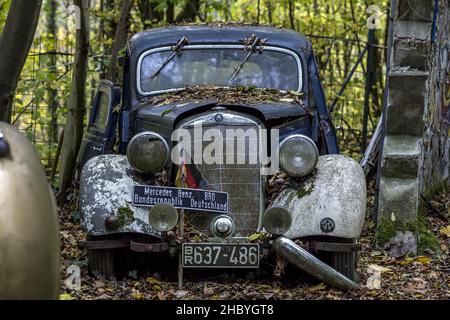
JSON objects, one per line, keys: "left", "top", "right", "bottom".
{"left": 377, "top": 0, "right": 449, "bottom": 256}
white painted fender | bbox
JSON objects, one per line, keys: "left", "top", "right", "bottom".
{"left": 79, "top": 154, "right": 159, "bottom": 236}
{"left": 273, "top": 154, "right": 366, "bottom": 239}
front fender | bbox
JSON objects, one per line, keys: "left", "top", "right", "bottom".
{"left": 79, "top": 154, "right": 159, "bottom": 237}
{"left": 273, "top": 154, "right": 366, "bottom": 239}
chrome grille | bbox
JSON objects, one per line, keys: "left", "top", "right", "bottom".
{"left": 177, "top": 111, "right": 264, "bottom": 236}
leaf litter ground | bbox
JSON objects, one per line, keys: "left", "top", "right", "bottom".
{"left": 59, "top": 178, "right": 450, "bottom": 300}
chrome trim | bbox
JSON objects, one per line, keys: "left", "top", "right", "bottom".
{"left": 126, "top": 131, "right": 170, "bottom": 173}
{"left": 279, "top": 134, "right": 319, "bottom": 177}
{"left": 136, "top": 44, "right": 303, "bottom": 96}
{"left": 178, "top": 110, "right": 267, "bottom": 233}
{"left": 210, "top": 215, "right": 235, "bottom": 238}
{"left": 272, "top": 237, "right": 360, "bottom": 291}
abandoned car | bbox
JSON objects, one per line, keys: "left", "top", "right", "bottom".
{"left": 77, "top": 25, "right": 366, "bottom": 291}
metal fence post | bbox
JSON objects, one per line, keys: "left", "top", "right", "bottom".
{"left": 362, "top": 28, "right": 376, "bottom": 152}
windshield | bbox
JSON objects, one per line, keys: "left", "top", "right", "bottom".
{"left": 138, "top": 46, "right": 301, "bottom": 95}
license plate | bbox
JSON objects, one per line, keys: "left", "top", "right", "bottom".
{"left": 182, "top": 243, "right": 259, "bottom": 268}
{"left": 132, "top": 185, "right": 229, "bottom": 214}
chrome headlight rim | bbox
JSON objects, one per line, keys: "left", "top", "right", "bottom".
{"left": 279, "top": 134, "right": 319, "bottom": 177}
{"left": 126, "top": 131, "right": 170, "bottom": 174}
{"left": 148, "top": 203, "right": 179, "bottom": 232}
{"left": 262, "top": 205, "right": 292, "bottom": 235}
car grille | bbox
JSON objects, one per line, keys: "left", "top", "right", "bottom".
{"left": 177, "top": 110, "right": 265, "bottom": 236}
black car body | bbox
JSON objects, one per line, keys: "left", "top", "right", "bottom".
{"left": 78, "top": 25, "right": 366, "bottom": 291}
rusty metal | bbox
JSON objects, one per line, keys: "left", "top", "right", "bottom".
{"left": 130, "top": 241, "right": 169, "bottom": 253}
{"left": 272, "top": 236, "right": 360, "bottom": 292}
{"left": 308, "top": 241, "right": 362, "bottom": 253}
{"left": 78, "top": 239, "right": 129, "bottom": 250}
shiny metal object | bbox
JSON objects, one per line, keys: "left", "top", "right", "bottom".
{"left": 210, "top": 215, "right": 235, "bottom": 238}
{"left": 148, "top": 203, "right": 179, "bottom": 232}
{"left": 279, "top": 134, "right": 319, "bottom": 177}
{"left": 272, "top": 236, "right": 360, "bottom": 292}
{"left": 0, "top": 122, "right": 60, "bottom": 299}
{"left": 178, "top": 111, "right": 266, "bottom": 236}
{"left": 262, "top": 206, "right": 292, "bottom": 235}
{"left": 126, "top": 131, "right": 170, "bottom": 173}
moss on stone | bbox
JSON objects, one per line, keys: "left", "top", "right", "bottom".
{"left": 375, "top": 216, "right": 418, "bottom": 246}
{"left": 117, "top": 206, "right": 134, "bottom": 227}
{"left": 296, "top": 180, "right": 314, "bottom": 198}
{"left": 376, "top": 211, "right": 441, "bottom": 255}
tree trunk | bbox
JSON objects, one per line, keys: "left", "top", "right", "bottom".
{"left": 45, "top": 0, "right": 59, "bottom": 143}
{"left": 0, "top": 0, "right": 43, "bottom": 123}
{"left": 288, "top": 0, "right": 295, "bottom": 30}
{"left": 58, "top": 0, "right": 89, "bottom": 205}
{"left": 106, "top": 0, "right": 133, "bottom": 82}
{"left": 167, "top": 1, "right": 175, "bottom": 24}
{"left": 176, "top": 0, "right": 201, "bottom": 22}
{"left": 138, "top": 0, "right": 163, "bottom": 29}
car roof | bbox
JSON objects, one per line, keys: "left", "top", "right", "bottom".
{"left": 129, "top": 25, "right": 312, "bottom": 56}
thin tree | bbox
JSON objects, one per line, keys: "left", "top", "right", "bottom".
{"left": 107, "top": 0, "right": 133, "bottom": 82}
{"left": 0, "top": 0, "right": 43, "bottom": 123}
{"left": 45, "top": 0, "right": 59, "bottom": 143}
{"left": 58, "top": 0, "right": 89, "bottom": 205}
{"left": 176, "top": 0, "right": 201, "bottom": 22}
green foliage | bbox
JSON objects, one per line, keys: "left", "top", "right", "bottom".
{"left": 0, "top": 0, "right": 388, "bottom": 172}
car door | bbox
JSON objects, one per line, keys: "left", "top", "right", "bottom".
{"left": 77, "top": 80, "right": 121, "bottom": 169}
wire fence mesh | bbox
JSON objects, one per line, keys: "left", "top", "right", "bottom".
{"left": 11, "top": 32, "right": 385, "bottom": 175}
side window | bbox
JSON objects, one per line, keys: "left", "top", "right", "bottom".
{"left": 92, "top": 91, "right": 110, "bottom": 131}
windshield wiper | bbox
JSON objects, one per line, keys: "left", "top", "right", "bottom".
{"left": 229, "top": 34, "right": 267, "bottom": 82}
{"left": 150, "top": 36, "right": 189, "bottom": 79}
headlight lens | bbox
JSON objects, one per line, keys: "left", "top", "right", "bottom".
{"left": 126, "top": 131, "right": 169, "bottom": 173}
{"left": 262, "top": 206, "right": 292, "bottom": 235}
{"left": 279, "top": 134, "right": 319, "bottom": 177}
{"left": 148, "top": 203, "right": 179, "bottom": 232}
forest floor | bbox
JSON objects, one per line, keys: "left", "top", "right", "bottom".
{"left": 59, "top": 184, "right": 450, "bottom": 300}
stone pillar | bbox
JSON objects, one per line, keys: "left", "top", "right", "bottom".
{"left": 377, "top": 0, "right": 449, "bottom": 255}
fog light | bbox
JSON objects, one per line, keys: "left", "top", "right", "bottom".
{"left": 148, "top": 203, "right": 179, "bottom": 232}
{"left": 210, "top": 215, "right": 235, "bottom": 238}
{"left": 262, "top": 206, "right": 292, "bottom": 235}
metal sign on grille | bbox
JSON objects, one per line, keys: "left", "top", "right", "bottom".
{"left": 132, "top": 185, "right": 229, "bottom": 214}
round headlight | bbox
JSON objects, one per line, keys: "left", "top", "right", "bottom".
{"left": 262, "top": 206, "right": 292, "bottom": 235}
{"left": 126, "top": 131, "right": 169, "bottom": 173}
{"left": 210, "top": 215, "right": 235, "bottom": 238}
{"left": 279, "top": 134, "right": 319, "bottom": 177}
{"left": 148, "top": 203, "right": 179, "bottom": 232}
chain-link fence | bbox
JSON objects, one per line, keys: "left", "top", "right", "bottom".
{"left": 11, "top": 32, "right": 385, "bottom": 174}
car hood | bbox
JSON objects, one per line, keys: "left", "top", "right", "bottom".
{"left": 133, "top": 98, "right": 311, "bottom": 133}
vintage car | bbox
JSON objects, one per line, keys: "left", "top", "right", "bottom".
{"left": 77, "top": 25, "right": 366, "bottom": 291}
{"left": 0, "top": 122, "right": 60, "bottom": 299}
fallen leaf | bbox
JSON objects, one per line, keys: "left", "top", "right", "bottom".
{"left": 309, "top": 283, "right": 326, "bottom": 292}
{"left": 59, "top": 293, "right": 74, "bottom": 300}
{"left": 367, "top": 264, "right": 390, "bottom": 273}
{"left": 439, "top": 225, "right": 450, "bottom": 238}
{"left": 146, "top": 277, "right": 161, "bottom": 285}
{"left": 414, "top": 256, "right": 431, "bottom": 264}
{"left": 131, "top": 290, "right": 144, "bottom": 300}
{"left": 248, "top": 233, "right": 261, "bottom": 241}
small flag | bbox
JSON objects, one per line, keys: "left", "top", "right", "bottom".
{"left": 175, "top": 158, "right": 207, "bottom": 189}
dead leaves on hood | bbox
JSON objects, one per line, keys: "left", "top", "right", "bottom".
{"left": 141, "top": 85, "right": 305, "bottom": 109}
